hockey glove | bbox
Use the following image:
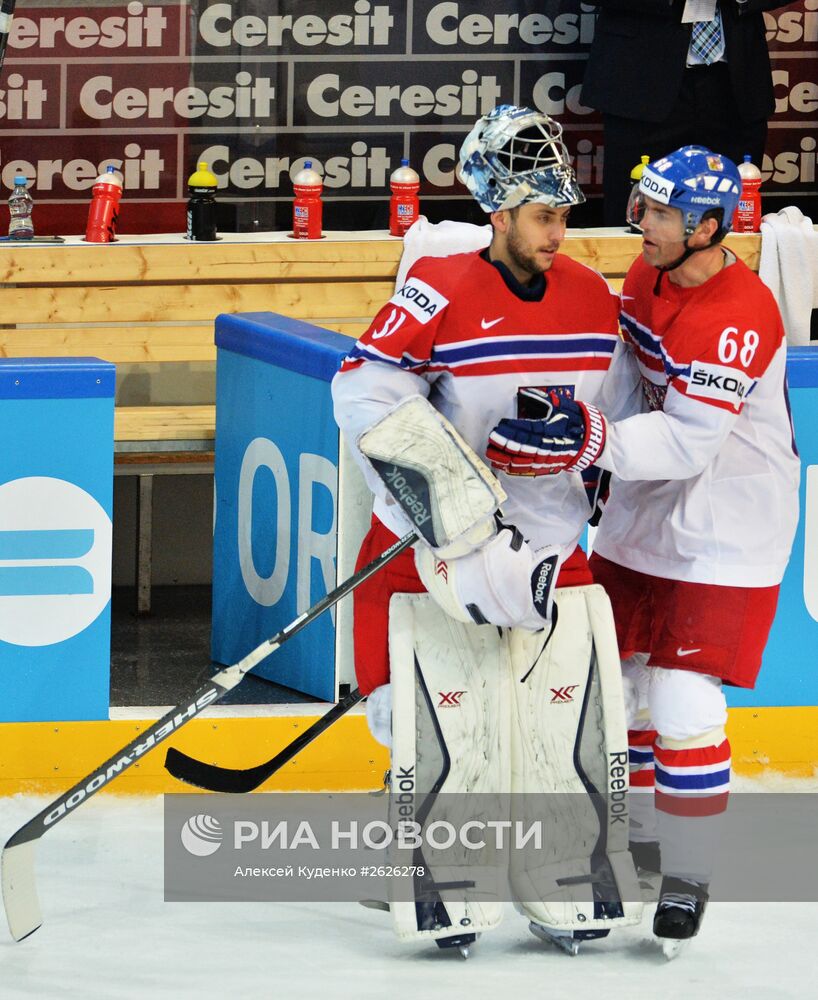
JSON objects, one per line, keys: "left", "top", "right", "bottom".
{"left": 415, "top": 524, "right": 560, "bottom": 631}
{"left": 486, "top": 393, "right": 607, "bottom": 476}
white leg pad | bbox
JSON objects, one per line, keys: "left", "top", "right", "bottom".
{"left": 387, "top": 593, "right": 508, "bottom": 943}
{"left": 508, "top": 585, "right": 643, "bottom": 930}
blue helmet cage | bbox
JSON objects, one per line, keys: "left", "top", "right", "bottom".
{"left": 459, "top": 105, "right": 585, "bottom": 213}
{"left": 627, "top": 146, "right": 741, "bottom": 241}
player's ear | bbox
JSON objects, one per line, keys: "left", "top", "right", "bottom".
{"left": 490, "top": 209, "right": 511, "bottom": 234}
{"left": 692, "top": 214, "right": 719, "bottom": 247}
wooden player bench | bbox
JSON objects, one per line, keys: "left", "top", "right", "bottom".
{"left": 0, "top": 231, "right": 761, "bottom": 612}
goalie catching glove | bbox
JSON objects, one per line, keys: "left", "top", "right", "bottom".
{"left": 358, "top": 395, "right": 506, "bottom": 559}
{"left": 415, "top": 523, "right": 560, "bottom": 631}
{"left": 487, "top": 390, "right": 607, "bottom": 476}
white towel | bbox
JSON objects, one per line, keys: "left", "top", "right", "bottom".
{"left": 758, "top": 206, "right": 818, "bottom": 347}
{"left": 395, "top": 216, "right": 492, "bottom": 289}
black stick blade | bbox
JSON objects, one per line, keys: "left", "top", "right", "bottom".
{"left": 163, "top": 689, "right": 365, "bottom": 793}
{"left": 164, "top": 746, "right": 270, "bottom": 793}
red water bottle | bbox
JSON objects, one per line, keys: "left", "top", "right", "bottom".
{"left": 734, "top": 154, "right": 762, "bottom": 233}
{"left": 389, "top": 158, "right": 420, "bottom": 237}
{"left": 292, "top": 160, "right": 323, "bottom": 239}
{"left": 85, "top": 165, "right": 123, "bottom": 243}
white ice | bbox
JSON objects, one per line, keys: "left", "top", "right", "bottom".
{"left": 2, "top": 776, "right": 817, "bottom": 1000}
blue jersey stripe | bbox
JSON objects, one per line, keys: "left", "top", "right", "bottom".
{"left": 432, "top": 336, "right": 618, "bottom": 364}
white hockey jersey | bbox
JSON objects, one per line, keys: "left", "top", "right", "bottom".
{"left": 593, "top": 253, "right": 801, "bottom": 587}
{"left": 332, "top": 250, "right": 623, "bottom": 554}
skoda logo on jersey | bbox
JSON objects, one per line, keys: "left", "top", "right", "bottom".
{"left": 0, "top": 477, "right": 112, "bottom": 647}
{"left": 389, "top": 277, "right": 449, "bottom": 325}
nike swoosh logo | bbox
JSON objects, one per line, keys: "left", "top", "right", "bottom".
{"left": 481, "top": 317, "right": 504, "bottom": 329}
{"left": 676, "top": 647, "right": 701, "bottom": 657}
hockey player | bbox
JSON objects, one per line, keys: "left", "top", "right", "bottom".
{"left": 487, "top": 146, "right": 800, "bottom": 950}
{"left": 332, "top": 106, "right": 642, "bottom": 954}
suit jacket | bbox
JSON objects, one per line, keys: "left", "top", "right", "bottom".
{"left": 580, "top": 1, "right": 792, "bottom": 123}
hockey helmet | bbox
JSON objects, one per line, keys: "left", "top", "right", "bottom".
{"left": 459, "top": 105, "right": 585, "bottom": 213}
{"left": 626, "top": 146, "right": 741, "bottom": 239}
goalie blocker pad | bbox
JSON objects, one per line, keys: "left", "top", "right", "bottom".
{"left": 358, "top": 395, "right": 506, "bottom": 559}
{"left": 386, "top": 589, "right": 641, "bottom": 944}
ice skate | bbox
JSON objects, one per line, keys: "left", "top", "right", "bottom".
{"left": 653, "top": 876, "right": 709, "bottom": 958}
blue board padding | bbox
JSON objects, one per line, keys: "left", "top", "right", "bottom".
{"left": 212, "top": 340, "right": 342, "bottom": 702}
{"left": 784, "top": 347, "right": 818, "bottom": 389}
{"left": 0, "top": 393, "right": 113, "bottom": 722}
{"left": 0, "top": 357, "right": 115, "bottom": 399}
{"left": 215, "top": 312, "right": 355, "bottom": 382}
{"left": 728, "top": 374, "right": 817, "bottom": 709}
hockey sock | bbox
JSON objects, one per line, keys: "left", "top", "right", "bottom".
{"left": 654, "top": 729, "right": 731, "bottom": 884}
{"left": 628, "top": 728, "right": 658, "bottom": 846}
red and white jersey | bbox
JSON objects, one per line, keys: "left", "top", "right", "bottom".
{"left": 594, "top": 253, "right": 800, "bottom": 587}
{"left": 332, "top": 250, "right": 620, "bottom": 553}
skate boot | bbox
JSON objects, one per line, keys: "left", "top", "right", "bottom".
{"left": 653, "top": 875, "right": 709, "bottom": 940}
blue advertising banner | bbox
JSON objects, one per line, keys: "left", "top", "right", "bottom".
{"left": 212, "top": 313, "right": 355, "bottom": 701}
{"left": 0, "top": 358, "right": 115, "bottom": 722}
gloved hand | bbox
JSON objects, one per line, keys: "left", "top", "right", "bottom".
{"left": 415, "top": 524, "right": 560, "bottom": 631}
{"left": 486, "top": 391, "right": 607, "bottom": 476}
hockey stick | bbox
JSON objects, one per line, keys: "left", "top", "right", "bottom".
{"left": 164, "top": 686, "right": 364, "bottom": 792}
{"left": 1, "top": 530, "right": 414, "bottom": 942}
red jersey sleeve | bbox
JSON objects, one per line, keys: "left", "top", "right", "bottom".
{"left": 665, "top": 268, "right": 786, "bottom": 414}
{"left": 339, "top": 257, "right": 452, "bottom": 374}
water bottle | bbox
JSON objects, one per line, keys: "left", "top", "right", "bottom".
{"left": 389, "top": 158, "right": 420, "bottom": 237}
{"left": 186, "top": 161, "right": 218, "bottom": 241}
{"left": 85, "top": 165, "right": 123, "bottom": 243}
{"left": 292, "top": 160, "right": 323, "bottom": 239}
{"left": 628, "top": 155, "right": 650, "bottom": 233}
{"left": 8, "top": 173, "right": 34, "bottom": 240}
{"left": 734, "top": 154, "right": 762, "bottom": 234}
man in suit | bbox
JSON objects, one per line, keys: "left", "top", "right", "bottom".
{"left": 580, "top": 1, "right": 792, "bottom": 225}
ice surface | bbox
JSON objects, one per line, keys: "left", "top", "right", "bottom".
{"left": 1, "top": 778, "right": 816, "bottom": 1000}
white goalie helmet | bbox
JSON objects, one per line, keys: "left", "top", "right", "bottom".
{"left": 459, "top": 104, "right": 585, "bottom": 213}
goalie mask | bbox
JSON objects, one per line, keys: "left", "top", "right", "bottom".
{"left": 459, "top": 105, "right": 585, "bottom": 213}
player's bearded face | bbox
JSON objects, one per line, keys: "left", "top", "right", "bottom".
{"left": 505, "top": 204, "right": 569, "bottom": 276}
{"left": 639, "top": 199, "right": 687, "bottom": 267}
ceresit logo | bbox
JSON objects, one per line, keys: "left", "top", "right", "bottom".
{"left": 639, "top": 168, "right": 674, "bottom": 205}
{"left": 0, "top": 477, "right": 112, "bottom": 646}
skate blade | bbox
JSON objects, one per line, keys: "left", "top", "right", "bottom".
{"left": 458, "top": 945, "right": 471, "bottom": 960}
{"left": 358, "top": 899, "right": 390, "bottom": 912}
{"left": 529, "top": 922, "right": 580, "bottom": 956}
{"left": 661, "top": 938, "right": 689, "bottom": 961}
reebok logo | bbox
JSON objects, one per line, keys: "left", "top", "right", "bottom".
{"left": 438, "top": 691, "right": 466, "bottom": 707}
{"left": 550, "top": 685, "right": 579, "bottom": 703}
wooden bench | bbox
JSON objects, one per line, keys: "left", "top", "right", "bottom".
{"left": 0, "top": 230, "right": 760, "bottom": 612}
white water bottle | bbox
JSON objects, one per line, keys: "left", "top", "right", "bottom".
{"left": 8, "top": 173, "right": 33, "bottom": 239}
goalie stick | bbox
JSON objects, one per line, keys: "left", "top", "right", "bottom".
{"left": 164, "top": 686, "right": 364, "bottom": 792}
{"left": 1, "top": 530, "right": 414, "bottom": 943}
